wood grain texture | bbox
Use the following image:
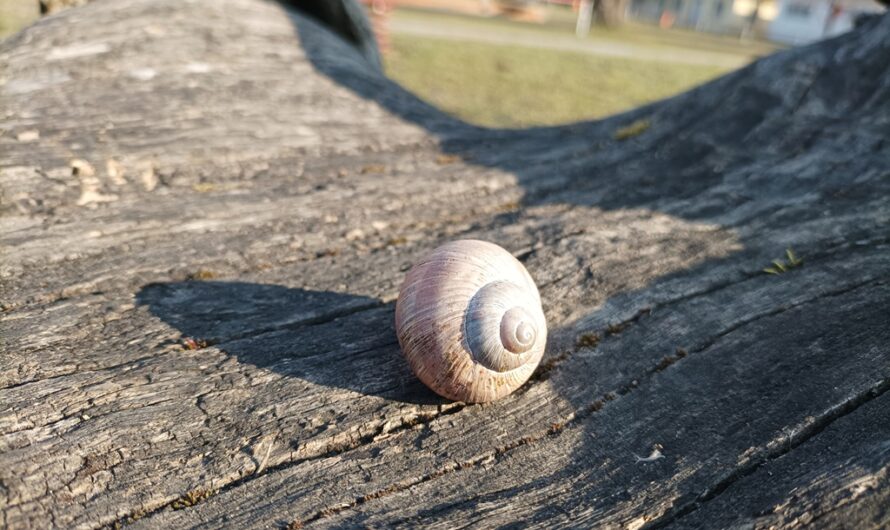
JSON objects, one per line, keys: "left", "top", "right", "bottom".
{"left": 1, "top": 0, "right": 888, "bottom": 528}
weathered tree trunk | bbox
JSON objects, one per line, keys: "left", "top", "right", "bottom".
{"left": 1, "top": 0, "right": 888, "bottom": 528}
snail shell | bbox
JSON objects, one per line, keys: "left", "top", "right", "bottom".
{"left": 395, "top": 240, "right": 547, "bottom": 402}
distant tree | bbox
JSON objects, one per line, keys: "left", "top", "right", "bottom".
{"left": 594, "top": 0, "right": 629, "bottom": 27}
{"left": 741, "top": 0, "right": 763, "bottom": 39}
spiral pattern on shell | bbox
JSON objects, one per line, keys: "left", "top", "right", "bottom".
{"left": 395, "top": 240, "right": 547, "bottom": 402}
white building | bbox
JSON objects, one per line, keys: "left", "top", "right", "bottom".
{"left": 629, "top": 0, "right": 885, "bottom": 43}
{"left": 767, "top": 0, "right": 885, "bottom": 44}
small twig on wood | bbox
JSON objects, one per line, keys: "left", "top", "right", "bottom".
{"left": 255, "top": 434, "right": 277, "bottom": 475}
{"left": 634, "top": 443, "right": 664, "bottom": 463}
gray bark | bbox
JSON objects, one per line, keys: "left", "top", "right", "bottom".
{"left": 1, "top": 0, "right": 888, "bottom": 528}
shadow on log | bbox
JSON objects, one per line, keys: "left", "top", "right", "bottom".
{"left": 136, "top": 280, "right": 441, "bottom": 404}
{"left": 0, "top": 1, "right": 888, "bottom": 529}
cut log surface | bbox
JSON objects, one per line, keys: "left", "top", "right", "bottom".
{"left": 0, "top": 0, "right": 888, "bottom": 528}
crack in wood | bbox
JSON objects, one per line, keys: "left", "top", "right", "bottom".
{"left": 107, "top": 403, "right": 467, "bottom": 528}
{"left": 338, "top": 279, "right": 890, "bottom": 528}
{"left": 247, "top": 278, "right": 887, "bottom": 528}
{"left": 20, "top": 256, "right": 887, "bottom": 528}
{"left": 528, "top": 241, "right": 889, "bottom": 389}
{"left": 788, "top": 470, "right": 889, "bottom": 529}
{"left": 0, "top": 354, "right": 160, "bottom": 393}
{"left": 208, "top": 299, "right": 387, "bottom": 345}
{"left": 641, "top": 376, "right": 890, "bottom": 530}
{"left": 0, "top": 300, "right": 388, "bottom": 393}
{"left": 5, "top": 240, "right": 885, "bottom": 527}
{"left": 345, "top": 279, "right": 890, "bottom": 527}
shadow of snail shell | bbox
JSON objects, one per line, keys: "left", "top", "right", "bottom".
{"left": 395, "top": 240, "right": 547, "bottom": 402}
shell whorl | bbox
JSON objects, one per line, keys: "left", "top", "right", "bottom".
{"left": 395, "top": 240, "right": 547, "bottom": 403}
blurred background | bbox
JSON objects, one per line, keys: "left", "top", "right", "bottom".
{"left": 2, "top": 0, "right": 885, "bottom": 127}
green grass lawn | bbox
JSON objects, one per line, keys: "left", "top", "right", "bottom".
{"left": 394, "top": 7, "right": 778, "bottom": 58}
{"left": 385, "top": 34, "right": 730, "bottom": 128}
{"left": 0, "top": 0, "right": 39, "bottom": 39}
